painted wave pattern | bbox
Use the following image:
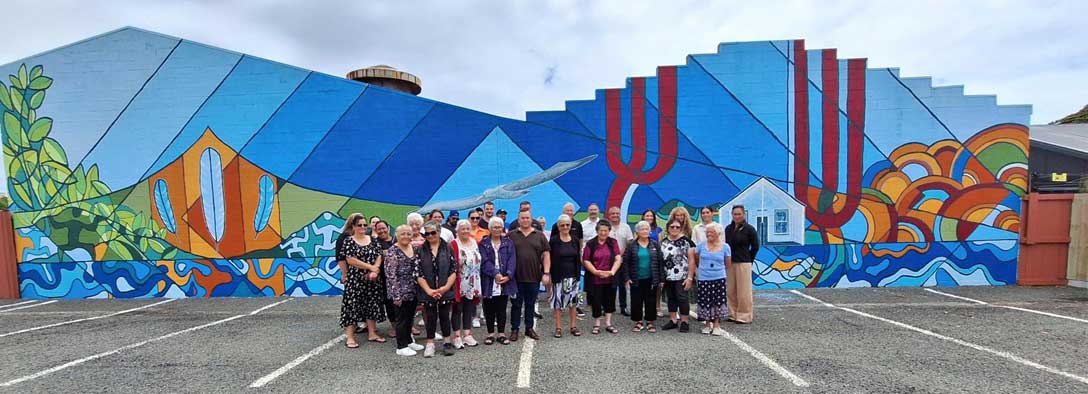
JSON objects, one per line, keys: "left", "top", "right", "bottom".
{"left": 19, "top": 240, "right": 1013, "bottom": 298}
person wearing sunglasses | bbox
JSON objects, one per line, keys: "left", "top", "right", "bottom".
{"left": 548, "top": 214, "right": 583, "bottom": 338}
{"left": 372, "top": 220, "right": 399, "bottom": 338}
{"left": 480, "top": 216, "right": 516, "bottom": 345}
{"left": 659, "top": 207, "right": 694, "bottom": 318}
{"left": 660, "top": 219, "right": 696, "bottom": 332}
{"left": 338, "top": 213, "right": 387, "bottom": 348}
{"left": 468, "top": 212, "right": 489, "bottom": 242}
{"left": 385, "top": 224, "right": 425, "bottom": 356}
{"left": 416, "top": 221, "right": 458, "bottom": 357}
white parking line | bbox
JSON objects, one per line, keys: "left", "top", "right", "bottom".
{"left": 0, "top": 299, "right": 176, "bottom": 339}
{"left": 790, "top": 290, "right": 1088, "bottom": 386}
{"left": 516, "top": 337, "right": 536, "bottom": 388}
{"left": 925, "top": 288, "right": 1088, "bottom": 324}
{"left": 0, "top": 300, "right": 37, "bottom": 310}
{"left": 0, "top": 298, "right": 291, "bottom": 387}
{"left": 249, "top": 334, "right": 346, "bottom": 388}
{"left": 0, "top": 300, "right": 56, "bottom": 313}
{"left": 689, "top": 312, "right": 810, "bottom": 387}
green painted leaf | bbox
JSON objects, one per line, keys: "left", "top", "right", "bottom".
{"left": 28, "top": 76, "right": 52, "bottom": 90}
{"left": 28, "top": 91, "right": 44, "bottom": 109}
{"left": 92, "top": 180, "right": 110, "bottom": 196}
{"left": 29, "top": 65, "right": 42, "bottom": 80}
{"left": 148, "top": 240, "right": 166, "bottom": 254}
{"left": 17, "top": 65, "right": 28, "bottom": 89}
{"left": 7, "top": 154, "right": 24, "bottom": 179}
{"left": 40, "top": 138, "right": 67, "bottom": 166}
{"left": 11, "top": 184, "right": 31, "bottom": 209}
{"left": 28, "top": 118, "right": 51, "bottom": 142}
{"left": 87, "top": 164, "right": 99, "bottom": 182}
{"left": 10, "top": 88, "right": 24, "bottom": 114}
{"left": 106, "top": 241, "right": 135, "bottom": 261}
{"left": 0, "top": 85, "right": 11, "bottom": 110}
{"left": 3, "top": 112, "right": 26, "bottom": 148}
{"left": 17, "top": 149, "right": 37, "bottom": 169}
{"left": 3, "top": 142, "right": 14, "bottom": 157}
{"left": 8, "top": 75, "right": 23, "bottom": 90}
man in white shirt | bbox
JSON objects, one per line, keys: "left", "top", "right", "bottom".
{"left": 693, "top": 205, "right": 715, "bottom": 245}
{"left": 607, "top": 206, "right": 633, "bottom": 316}
{"left": 580, "top": 203, "right": 601, "bottom": 239}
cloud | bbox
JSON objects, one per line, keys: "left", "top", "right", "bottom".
{"left": 0, "top": 0, "right": 1084, "bottom": 124}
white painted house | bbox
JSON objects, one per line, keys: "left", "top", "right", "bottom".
{"left": 721, "top": 177, "right": 805, "bottom": 245}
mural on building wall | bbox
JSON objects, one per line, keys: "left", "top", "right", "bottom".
{"left": 2, "top": 28, "right": 1030, "bottom": 298}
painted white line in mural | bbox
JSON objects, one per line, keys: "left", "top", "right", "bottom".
{"left": 0, "top": 300, "right": 56, "bottom": 313}
{"left": 790, "top": 290, "right": 1088, "bottom": 386}
{"left": 925, "top": 288, "right": 1088, "bottom": 324}
{"left": 249, "top": 334, "right": 347, "bottom": 388}
{"left": 689, "top": 312, "right": 810, "bottom": 387}
{"left": 0, "top": 300, "right": 37, "bottom": 310}
{"left": 0, "top": 298, "right": 291, "bottom": 387}
{"left": 0, "top": 299, "right": 176, "bottom": 339}
{"left": 516, "top": 336, "right": 536, "bottom": 388}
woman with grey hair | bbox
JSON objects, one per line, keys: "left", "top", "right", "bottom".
{"left": 623, "top": 220, "right": 664, "bottom": 332}
{"left": 406, "top": 212, "right": 426, "bottom": 247}
{"left": 385, "top": 224, "right": 425, "bottom": 356}
{"left": 688, "top": 222, "right": 731, "bottom": 336}
{"left": 416, "top": 221, "right": 458, "bottom": 357}
{"left": 450, "top": 219, "right": 482, "bottom": 348}
{"left": 549, "top": 214, "right": 582, "bottom": 337}
{"left": 480, "top": 216, "right": 516, "bottom": 345}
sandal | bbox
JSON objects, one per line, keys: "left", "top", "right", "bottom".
{"left": 484, "top": 336, "right": 495, "bottom": 345}
{"left": 591, "top": 326, "right": 601, "bottom": 335}
{"left": 605, "top": 326, "right": 619, "bottom": 334}
{"left": 367, "top": 337, "right": 387, "bottom": 343}
{"left": 646, "top": 324, "right": 657, "bottom": 333}
{"left": 554, "top": 328, "right": 563, "bottom": 338}
{"left": 571, "top": 327, "right": 582, "bottom": 337}
{"left": 498, "top": 336, "right": 510, "bottom": 345}
{"left": 632, "top": 323, "right": 644, "bottom": 332}
{"left": 345, "top": 341, "right": 359, "bottom": 349}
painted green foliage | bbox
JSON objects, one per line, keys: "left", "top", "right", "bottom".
{"left": 2, "top": 64, "right": 182, "bottom": 261}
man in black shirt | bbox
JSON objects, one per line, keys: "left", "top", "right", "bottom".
{"left": 508, "top": 209, "right": 551, "bottom": 341}
{"left": 724, "top": 205, "right": 759, "bottom": 324}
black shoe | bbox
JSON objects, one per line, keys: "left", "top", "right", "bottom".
{"left": 525, "top": 329, "right": 541, "bottom": 341}
{"left": 679, "top": 322, "right": 690, "bottom": 333}
{"left": 534, "top": 312, "right": 543, "bottom": 319}
{"left": 509, "top": 331, "right": 520, "bottom": 342}
{"left": 620, "top": 307, "right": 630, "bottom": 316}
{"left": 576, "top": 307, "right": 587, "bottom": 317}
{"left": 661, "top": 320, "right": 678, "bottom": 330}
{"left": 441, "top": 342, "right": 455, "bottom": 356}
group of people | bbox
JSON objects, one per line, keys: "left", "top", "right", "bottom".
{"left": 337, "top": 200, "right": 760, "bottom": 358}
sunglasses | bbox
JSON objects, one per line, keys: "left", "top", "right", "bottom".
{"left": 424, "top": 231, "right": 438, "bottom": 237}
{"left": 469, "top": 216, "right": 480, "bottom": 220}
{"left": 668, "top": 225, "right": 681, "bottom": 229}
{"left": 559, "top": 223, "right": 571, "bottom": 227}
{"left": 353, "top": 223, "right": 366, "bottom": 227}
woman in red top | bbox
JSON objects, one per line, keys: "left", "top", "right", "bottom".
{"left": 581, "top": 221, "right": 623, "bottom": 335}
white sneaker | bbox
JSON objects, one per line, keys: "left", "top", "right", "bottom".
{"left": 417, "top": 318, "right": 425, "bottom": 327}
{"left": 396, "top": 347, "right": 417, "bottom": 357}
{"left": 472, "top": 318, "right": 481, "bottom": 328}
{"left": 434, "top": 332, "right": 443, "bottom": 340}
{"left": 423, "top": 343, "right": 435, "bottom": 358}
{"left": 712, "top": 328, "right": 728, "bottom": 337}
{"left": 408, "top": 342, "right": 424, "bottom": 351}
{"left": 453, "top": 337, "right": 464, "bottom": 349}
{"left": 463, "top": 335, "right": 478, "bottom": 347}
{"left": 701, "top": 325, "right": 713, "bottom": 335}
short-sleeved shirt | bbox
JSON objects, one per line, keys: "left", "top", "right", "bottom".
{"left": 583, "top": 238, "right": 619, "bottom": 286}
{"left": 509, "top": 228, "right": 550, "bottom": 283}
{"left": 549, "top": 236, "right": 581, "bottom": 281}
{"left": 696, "top": 242, "right": 731, "bottom": 281}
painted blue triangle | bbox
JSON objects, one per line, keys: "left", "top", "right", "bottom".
{"left": 422, "top": 126, "right": 579, "bottom": 218}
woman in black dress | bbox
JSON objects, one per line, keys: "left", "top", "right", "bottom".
{"left": 339, "top": 213, "right": 388, "bottom": 348}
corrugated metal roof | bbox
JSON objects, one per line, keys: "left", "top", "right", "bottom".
{"left": 1030, "top": 124, "right": 1088, "bottom": 158}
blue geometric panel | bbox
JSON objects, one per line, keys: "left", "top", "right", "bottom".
{"left": 241, "top": 73, "right": 365, "bottom": 178}
{"left": 82, "top": 41, "right": 241, "bottom": 188}
{"left": 145, "top": 56, "right": 309, "bottom": 178}
{"left": 355, "top": 103, "right": 498, "bottom": 205}
{"left": 498, "top": 119, "right": 610, "bottom": 209}
{"left": 289, "top": 86, "right": 434, "bottom": 197}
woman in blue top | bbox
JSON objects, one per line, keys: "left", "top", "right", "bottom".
{"left": 687, "top": 222, "right": 732, "bottom": 336}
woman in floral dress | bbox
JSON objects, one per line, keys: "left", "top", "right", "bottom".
{"left": 339, "top": 213, "right": 388, "bottom": 348}
{"left": 450, "top": 219, "right": 482, "bottom": 349}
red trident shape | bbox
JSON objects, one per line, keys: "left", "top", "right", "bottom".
{"left": 792, "top": 40, "right": 866, "bottom": 230}
{"left": 605, "top": 67, "right": 679, "bottom": 213}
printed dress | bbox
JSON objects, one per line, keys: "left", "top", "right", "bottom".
{"left": 339, "top": 237, "right": 388, "bottom": 327}
{"left": 456, "top": 239, "right": 482, "bottom": 302}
